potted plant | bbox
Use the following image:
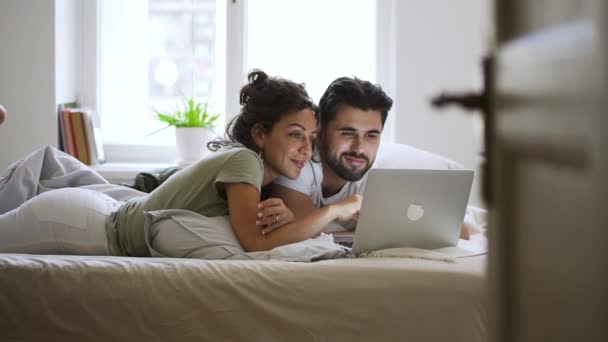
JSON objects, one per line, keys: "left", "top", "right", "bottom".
{"left": 152, "top": 98, "right": 221, "bottom": 164}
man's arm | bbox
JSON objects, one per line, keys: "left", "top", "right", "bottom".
{"left": 227, "top": 183, "right": 360, "bottom": 251}
{"left": 266, "top": 183, "right": 317, "bottom": 220}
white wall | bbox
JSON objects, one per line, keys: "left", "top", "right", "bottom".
{"left": 0, "top": 0, "right": 80, "bottom": 171}
{"left": 391, "top": 0, "right": 487, "bottom": 206}
{"left": 0, "top": 0, "right": 56, "bottom": 170}
{"left": 55, "top": 0, "right": 81, "bottom": 105}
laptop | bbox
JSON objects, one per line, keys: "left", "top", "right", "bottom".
{"left": 343, "top": 169, "right": 475, "bottom": 256}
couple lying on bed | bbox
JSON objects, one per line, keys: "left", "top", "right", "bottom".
{"left": 1, "top": 69, "right": 467, "bottom": 256}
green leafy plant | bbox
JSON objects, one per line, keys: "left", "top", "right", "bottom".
{"left": 148, "top": 98, "right": 221, "bottom": 135}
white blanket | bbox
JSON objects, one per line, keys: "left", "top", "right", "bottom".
{"left": 0, "top": 145, "right": 145, "bottom": 214}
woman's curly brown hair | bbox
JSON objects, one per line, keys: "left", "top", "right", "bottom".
{"left": 208, "top": 69, "right": 318, "bottom": 152}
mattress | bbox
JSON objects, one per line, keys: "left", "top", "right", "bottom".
{"left": 0, "top": 253, "right": 486, "bottom": 342}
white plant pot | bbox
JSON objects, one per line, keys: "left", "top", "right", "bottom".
{"left": 175, "top": 127, "right": 215, "bottom": 165}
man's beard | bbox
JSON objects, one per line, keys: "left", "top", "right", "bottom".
{"left": 323, "top": 149, "right": 373, "bottom": 182}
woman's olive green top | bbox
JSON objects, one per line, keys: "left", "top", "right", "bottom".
{"left": 107, "top": 146, "right": 263, "bottom": 256}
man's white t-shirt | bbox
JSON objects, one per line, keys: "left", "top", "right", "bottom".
{"left": 274, "top": 160, "right": 367, "bottom": 232}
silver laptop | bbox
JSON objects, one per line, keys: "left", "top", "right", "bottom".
{"left": 350, "top": 169, "right": 474, "bottom": 256}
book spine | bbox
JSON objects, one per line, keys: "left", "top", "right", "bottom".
{"left": 79, "top": 112, "right": 92, "bottom": 165}
{"left": 57, "top": 104, "right": 66, "bottom": 151}
{"left": 82, "top": 111, "right": 98, "bottom": 165}
{"left": 67, "top": 111, "right": 80, "bottom": 161}
{"left": 63, "top": 109, "right": 75, "bottom": 157}
{"left": 72, "top": 112, "right": 90, "bottom": 165}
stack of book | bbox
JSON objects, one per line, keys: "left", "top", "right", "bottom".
{"left": 57, "top": 102, "right": 105, "bottom": 165}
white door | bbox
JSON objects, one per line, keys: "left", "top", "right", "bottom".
{"left": 487, "top": 1, "right": 608, "bottom": 341}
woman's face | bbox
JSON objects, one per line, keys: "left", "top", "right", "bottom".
{"left": 261, "top": 108, "right": 317, "bottom": 182}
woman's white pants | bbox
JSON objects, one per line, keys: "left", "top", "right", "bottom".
{"left": 0, "top": 188, "right": 120, "bottom": 255}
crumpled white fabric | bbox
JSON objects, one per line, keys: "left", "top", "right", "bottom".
{"left": 0, "top": 145, "right": 145, "bottom": 215}
{"left": 143, "top": 209, "right": 350, "bottom": 262}
{"left": 462, "top": 205, "right": 488, "bottom": 235}
{"left": 252, "top": 233, "right": 350, "bottom": 261}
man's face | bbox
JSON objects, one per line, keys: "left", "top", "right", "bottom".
{"left": 319, "top": 105, "right": 383, "bottom": 181}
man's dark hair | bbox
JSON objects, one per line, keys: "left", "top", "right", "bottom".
{"left": 317, "top": 77, "right": 393, "bottom": 129}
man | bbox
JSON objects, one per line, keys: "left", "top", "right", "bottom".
{"left": 270, "top": 76, "right": 393, "bottom": 232}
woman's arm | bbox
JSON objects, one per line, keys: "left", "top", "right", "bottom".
{"left": 225, "top": 183, "right": 359, "bottom": 252}
{"left": 266, "top": 183, "right": 317, "bottom": 221}
{"left": 256, "top": 197, "right": 295, "bottom": 231}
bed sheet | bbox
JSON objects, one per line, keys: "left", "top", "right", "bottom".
{"left": 0, "top": 253, "right": 486, "bottom": 342}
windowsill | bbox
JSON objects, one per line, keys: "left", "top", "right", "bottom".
{"left": 91, "top": 162, "right": 177, "bottom": 184}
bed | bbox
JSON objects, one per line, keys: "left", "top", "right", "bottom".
{"left": 0, "top": 143, "right": 486, "bottom": 341}
{"left": 0, "top": 252, "right": 487, "bottom": 341}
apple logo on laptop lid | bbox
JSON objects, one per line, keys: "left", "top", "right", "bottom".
{"left": 407, "top": 204, "right": 425, "bottom": 221}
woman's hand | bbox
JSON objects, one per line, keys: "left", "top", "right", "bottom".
{"left": 257, "top": 198, "right": 295, "bottom": 235}
{"left": 332, "top": 194, "right": 363, "bottom": 221}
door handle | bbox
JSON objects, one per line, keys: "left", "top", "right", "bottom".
{"left": 431, "top": 56, "right": 494, "bottom": 206}
{"left": 431, "top": 92, "right": 487, "bottom": 112}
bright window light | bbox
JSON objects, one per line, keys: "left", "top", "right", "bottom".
{"left": 246, "top": 0, "right": 376, "bottom": 102}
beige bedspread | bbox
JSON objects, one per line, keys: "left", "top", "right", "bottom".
{"left": 0, "top": 254, "right": 487, "bottom": 342}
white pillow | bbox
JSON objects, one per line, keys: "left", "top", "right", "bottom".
{"left": 142, "top": 209, "right": 349, "bottom": 261}
{"left": 143, "top": 209, "right": 248, "bottom": 260}
{"left": 373, "top": 142, "right": 463, "bottom": 170}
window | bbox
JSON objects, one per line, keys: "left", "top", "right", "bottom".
{"left": 90, "top": 0, "right": 378, "bottom": 163}
{"left": 147, "top": 0, "right": 217, "bottom": 115}
{"left": 99, "top": 0, "right": 223, "bottom": 149}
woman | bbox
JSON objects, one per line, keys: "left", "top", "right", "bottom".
{"left": 0, "top": 70, "right": 361, "bottom": 256}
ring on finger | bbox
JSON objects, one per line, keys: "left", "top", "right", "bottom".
{"left": 274, "top": 214, "right": 279, "bottom": 223}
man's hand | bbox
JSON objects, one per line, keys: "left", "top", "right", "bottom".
{"left": 460, "top": 224, "right": 471, "bottom": 240}
{"left": 257, "top": 198, "right": 295, "bottom": 235}
{"left": 333, "top": 194, "right": 363, "bottom": 221}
